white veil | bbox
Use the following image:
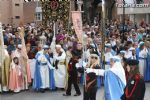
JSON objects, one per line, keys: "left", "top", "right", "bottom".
{"left": 110, "top": 61, "right": 127, "bottom": 86}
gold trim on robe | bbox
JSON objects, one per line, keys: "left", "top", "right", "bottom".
{"left": 2, "top": 50, "right": 11, "bottom": 87}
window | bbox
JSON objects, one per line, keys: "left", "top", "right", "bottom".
{"left": 35, "top": 12, "right": 42, "bottom": 21}
{"left": 15, "top": 3, "right": 20, "bottom": 6}
{"left": 24, "top": 0, "right": 32, "bottom": 2}
{"left": 15, "top": 16, "right": 20, "bottom": 19}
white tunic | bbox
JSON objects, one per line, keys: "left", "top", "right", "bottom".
{"left": 124, "top": 50, "right": 132, "bottom": 59}
{"left": 54, "top": 51, "right": 66, "bottom": 88}
{"left": 37, "top": 53, "right": 53, "bottom": 89}
{"left": 139, "top": 48, "right": 148, "bottom": 76}
{"left": 29, "top": 59, "right": 36, "bottom": 79}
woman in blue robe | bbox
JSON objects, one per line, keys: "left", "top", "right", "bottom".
{"left": 32, "top": 45, "right": 55, "bottom": 92}
{"left": 144, "top": 47, "right": 150, "bottom": 81}
{"left": 87, "top": 56, "right": 126, "bottom": 100}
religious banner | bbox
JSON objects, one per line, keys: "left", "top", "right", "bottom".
{"left": 71, "top": 11, "right": 83, "bottom": 43}
{"left": 41, "top": 0, "right": 70, "bottom": 29}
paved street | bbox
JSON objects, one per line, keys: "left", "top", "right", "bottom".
{"left": 1, "top": 83, "right": 150, "bottom": 100}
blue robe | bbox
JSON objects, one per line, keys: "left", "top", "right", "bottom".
{"left": 32, "top": 52, "right": 55, "bottom": 90}
{"left": 136, "top": 48, "right": 140, "bottom": 60}
{"left": 104, "top": 71, "right": 125, "bottom": 100}
{"left": 144, "top": 49, "right": 150, "bottom": 81}
{"left": 97, "top": 76, "right": 101, "bottom": 88}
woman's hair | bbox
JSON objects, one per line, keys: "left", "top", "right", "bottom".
{"left": 67, "top": 46, "right": 72, "bottom": 50}
{"left": 13, "top": 57, "right": 19, "bottom": 65}
{"left": 129, "top": 65, "right": 140, "bottom": 77}
{"left": 88, "top": 54, "right": 100, "bottom": 68}
{"left": 122, "top": 58, "right": 128, "bottom": 69}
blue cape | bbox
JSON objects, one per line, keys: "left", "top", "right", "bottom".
{"left": 32, "top": 53, "right": 55, "bottom": 90}
{"left": 104, "top": 70, "right": 125, "bottom": 100}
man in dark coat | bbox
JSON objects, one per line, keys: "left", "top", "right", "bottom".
{"left": 63, "top": 50, "right": 81, "bottom": 96}
{"left": 121, "top": 59, "right": 146, "bottom": 100}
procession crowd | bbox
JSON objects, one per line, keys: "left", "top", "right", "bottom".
{"left": 0, "top": 18, "right": 150, "bottom": 100}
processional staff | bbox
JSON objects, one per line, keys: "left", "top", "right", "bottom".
{"left": 0, "top": 22, "right": 5, "bottom": 93}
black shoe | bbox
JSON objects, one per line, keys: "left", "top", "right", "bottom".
{"left": 60, "top": 88, "right": 65, "bottom": 91}
{"left": 63, "top": 94, "right": 71, "bottom": 96}
{"left": 40, "top": 89, "right": 45, "bottom": 93}
{"left": 74, "top": 94, "right": 81, "bottom": 96}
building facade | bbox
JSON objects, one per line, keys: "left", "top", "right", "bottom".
{"left": 116, "top": 0, "right": 150, "bottom": 23}
{"left": 23, "top": 1, "right": 37, "bottom": 25}
{"left": 0, "top": 0, "right": 75, "bottom": 26}
{"left": 0, "top": 0, "right": 149, "bottom": 27}
{"left": 0, "top": 0, "right": 24, "bottom": 26}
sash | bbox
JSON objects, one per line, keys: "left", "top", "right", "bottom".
{"left": 41, "top": 54, "right": 54, "bottom": 69}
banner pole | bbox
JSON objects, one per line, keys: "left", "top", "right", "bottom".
{"left": 0, "top": 22, "right": 4, "bottom": 93}
{"left": 76, "top": 1, "right": 87, "bottom": 100}
{"left": 101, "top": 0, "right": 105, "bottom": 100}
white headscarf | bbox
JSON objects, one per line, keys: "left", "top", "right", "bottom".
{"left": 110, "top": 57, "right": 127, "bottom": 85}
